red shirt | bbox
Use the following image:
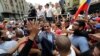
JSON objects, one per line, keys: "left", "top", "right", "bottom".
{"left": 55, "top": 28, "right": 62, "bottom": 35}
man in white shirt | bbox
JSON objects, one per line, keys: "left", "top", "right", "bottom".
{"left": 45, "top": 4, "right": 54, "bottom": 23}
{"left": 37, "top": 5, "right": 45, "bottom": 21}
{"left": 51, "top": 4, "right": 57, "bottom": 16}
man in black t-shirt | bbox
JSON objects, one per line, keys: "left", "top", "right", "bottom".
{"left": 28, "top": 6, "right": 37, "bottom": 21}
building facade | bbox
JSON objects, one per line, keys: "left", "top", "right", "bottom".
{"left": 65, "top": 0, "right": 73, "bottom": 8}
{"left": 0, "top": 1, "right": 3, "bottom": 21}
{"left": 24, "top": 2, "right": 30, "bottom": 15}
{"left": 64, "top": 0, "right": 79, "bottom": 14}
{"left": 65, "top": 0, "right": 79, "bottom": 9}
{"left": 0, "top": 0, "right": 28, "bottom": 20}
{"left": 64, "top": 0, "right": 100, "bottom": 14}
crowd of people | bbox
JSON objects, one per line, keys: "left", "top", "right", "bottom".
{"left": 28, "top": 3, "right": 67, "bottom": 23}
{"left": 0, "top": 3, "right": 100, "bottom": 56}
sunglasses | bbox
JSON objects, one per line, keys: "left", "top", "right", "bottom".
{"left": 44, "top": 26, "right": 49, "bottom": 27}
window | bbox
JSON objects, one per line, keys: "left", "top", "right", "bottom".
{"left": 74, "top": 0, "right": 79, "bottom": 5}
{"left": 10, "top": 0, "right": 13, "bottom": 6}
{"left": 68, "top": 3, "right": 70, "bottom": 6}
{"left": 10, "top": 0, "right": 13, "bottom": 3}
{"left": 23, "top": 6, "right": 24, "bottom": 10}
{"left": 7, "top": 5, "right": 9, "bottom": 10}
{"left": 12, "top": 10, "right": 15, "bottom": 13}
{"left": 4, "top": 0, "right": 7, "bottom": 2}
{"left": 16, "top": 5, "right": 18, "bottom": 9}
{"left": 22, "top": 1, "right": 23, "bottom": 4}
{"left": 15, "top": 0, "right": 17, "bottom": 2}
{"left": 20, "top": 5, "right": 22, "bottom": 10}
{"left": 5, "top": 4, "right": 7, "bottom": 9}
{"left": 21, "top": 11, "right": 23, "bottom": 14}
{"left": 17, "top": 10, "right": 19, "bottom": 13}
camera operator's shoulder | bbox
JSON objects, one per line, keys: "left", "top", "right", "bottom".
{"left": 0, "top": 53, "right": 12, "bottom": 56}
{"left": 3, "top": 40, "right": 18, "bottom": 49}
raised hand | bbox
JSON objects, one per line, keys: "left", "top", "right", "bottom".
{"left": 26, "top": 21, "right": 39, "bottom": 40}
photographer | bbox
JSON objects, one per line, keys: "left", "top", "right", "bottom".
{"left": 28, "top": 6, "right": 37, "bottom": 21}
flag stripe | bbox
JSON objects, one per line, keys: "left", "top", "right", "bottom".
{"left": 74, "top": 0, "right": 91, "bottom": 20}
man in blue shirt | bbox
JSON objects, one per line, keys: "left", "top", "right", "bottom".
{"left": 70, "top": 20, "right": 90, "bottom": 53}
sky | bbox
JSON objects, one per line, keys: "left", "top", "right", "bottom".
{"left": 26, "top": 0, "right": 60, "bottom": 5}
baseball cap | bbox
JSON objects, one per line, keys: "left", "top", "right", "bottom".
{"left": 95, "top": 24, "right": 100, "bottom": 29}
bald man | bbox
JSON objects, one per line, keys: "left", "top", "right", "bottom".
{"left": 55, "top": 36, "right": 76, "bottom": 56}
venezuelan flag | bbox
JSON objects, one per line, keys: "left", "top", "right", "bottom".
{"left": 74, "top": 0, "right": 91, "bottom": 20}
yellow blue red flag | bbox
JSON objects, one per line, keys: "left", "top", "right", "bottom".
{"left": 74, "top": 0, "right": 91, "bottom": 20}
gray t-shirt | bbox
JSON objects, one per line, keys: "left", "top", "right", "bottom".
{"left": 0, "top": 40, "right": 18, "bottom": 54}
{"left": 0, "top": 49, "right": 6, "bottom": 54}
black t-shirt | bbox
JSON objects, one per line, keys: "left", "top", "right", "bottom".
{"left": 17, "top": 39, "right": 33, "bottom": 56}
{"left": 0, "top": 53, "right": 11, "bottom": 56}
{"left": 74, "top": 30, "right": 89, "bottom": 38}
{"left": 80, "top": 50, "right": 93, "bottom": 56}
{"left": 28, "top": 9, "right": 37, "bottom": 17}
{"left": 81, "top": 30, "right": 89, "bottom": 40}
